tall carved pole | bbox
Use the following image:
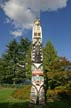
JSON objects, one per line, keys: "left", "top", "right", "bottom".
{"left": 30, "top": 18, "right": 45, "bottom": 105}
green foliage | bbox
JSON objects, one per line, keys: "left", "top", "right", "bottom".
{"left": 0, "top": 87, "right": 71, "bottom": 108}
{"left": 0, "top": 38, "right": 71, "bottom": 98}
{"left": 43, "top": 40, "right": 59, "bottom": 72}
{"left": 0, "top": 38, "right": 31, "bottom": 84}
{"left": 25, "top": 46, "right": 31, "bottom": 79}
{"left": 47, "top": 71, "right": 71, "bottom": 90}
{"left": 12, "top": 85, "right": 31, "bottom": 100}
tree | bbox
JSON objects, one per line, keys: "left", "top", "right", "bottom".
{"left": 25, "top": 46, "right": 31, "bottom": 79}
{"left": 58, "top": 57, "right": 70, "bottom": 71}
{"left": 0, "top": 38, "right": 31, "bottom": 85}
{"left": 0, "top": 56, "right": 13, "bottom": 84}
{"left": 17, "top": 38, "right": 31, "bottom": 80}
{"left": 0, "top": 58, "right": 5, "bottom": 84}
{"left": 43, "top": 40, "right": 59, "bottom": 72}
{"left": 6, "top": 39, "right": 19, "bottom": 84}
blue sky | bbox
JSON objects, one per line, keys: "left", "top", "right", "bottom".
{"left": 0, "top": 0, "right": 71, "bottom": 61}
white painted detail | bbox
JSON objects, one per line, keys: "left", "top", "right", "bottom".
{"left": 33, "top": 63, "right": 42, "bottom": 69}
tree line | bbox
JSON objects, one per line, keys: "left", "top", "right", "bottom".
{"left": 0, "top": 38, "right": 31, "bottom": 85}
{"left": 0, "top": 38, "right": 71, "bottom": 88}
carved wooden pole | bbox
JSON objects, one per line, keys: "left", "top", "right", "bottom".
{"left": 30, "top": 18, "right": 45, "bottom": 105}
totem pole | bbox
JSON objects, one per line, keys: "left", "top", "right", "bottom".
{"left": 30, "top": 18, "right": 45, "bottom": 105}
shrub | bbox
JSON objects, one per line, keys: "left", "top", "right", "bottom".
{"left": 12, "top": 85, "right": 31, "bottom": 100}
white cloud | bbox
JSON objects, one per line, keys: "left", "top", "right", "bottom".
{"left": 2, "top": 0, "right": 35, "bottom": 29}
{"left": 45, "top": 0, "right": 68, "bottom": 11}
{"left": 11, "top": 30, "right": 22, "bottom": 37}
{"left": 1, "top": 0, "right": 68, "bottom": 31}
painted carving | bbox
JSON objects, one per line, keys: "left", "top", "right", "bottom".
{"left": 30, "top": 18, "right": 45, "bottom": 104}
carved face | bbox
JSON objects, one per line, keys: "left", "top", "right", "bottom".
{"left": 32, "top": 75, "right": 44, "bottom": 86}
{"left": 34, "top": 19, "right": 40, "bottom": 26}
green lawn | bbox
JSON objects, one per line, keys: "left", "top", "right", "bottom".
{"left": 0, "top": 87, "right": 26, "bottom": 103}
{"left": 0, "top": 87, "right": 71, "bottom": 108}
{"left": 0, "top": 88, "right": 15, "bottom": 102}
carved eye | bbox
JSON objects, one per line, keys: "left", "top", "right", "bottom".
{"left": 34, "top": 33, "right": 37, "bottom": 36}
{"left": 38, "top": 33, "right": 40, "bottom": 36}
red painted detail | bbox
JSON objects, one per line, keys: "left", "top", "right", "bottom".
{"left": 32, "top": 70, "right": 44, "bottom": 76}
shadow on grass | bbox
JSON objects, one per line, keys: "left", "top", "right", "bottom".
{"left": 0, "top": 101, "right": 71, "bottom": 108}
{"left": 0, "top": 101, "right": 29, "bottom": 108}
{"left": 47, "top": 101, "right": 71, "bottom": 108}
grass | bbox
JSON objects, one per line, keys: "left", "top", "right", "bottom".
{"left": 0, "top": 88, "right": 15, "bottom": 102}
{"left": 0, "top": 101, "right": 70, "bottom": 108}
{"left": 47, "top": 101, "right": 71, "bottom": 108}
{"left": 0, "top": 86, "right": 71, "bottom": 108}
